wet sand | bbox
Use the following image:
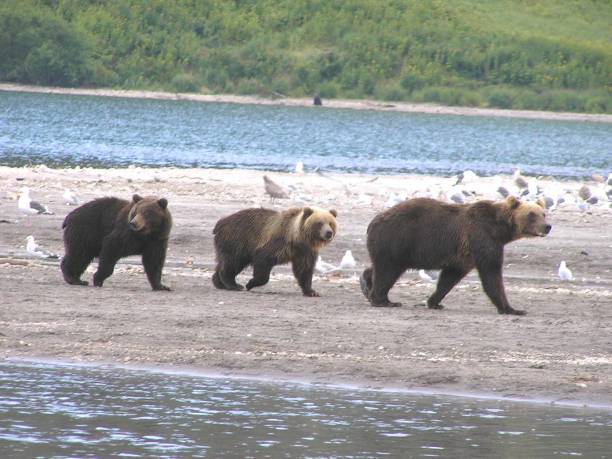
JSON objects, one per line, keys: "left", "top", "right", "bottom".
{"left": 2, "top": 83, "right": 612, "bottom": 123}
{"left": 1, "top": 165, "right": 611, "bottom": 406}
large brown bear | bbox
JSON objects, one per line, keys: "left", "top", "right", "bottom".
{"left": 61, "top": 194, "right": 172, "bottom": 290}
{"left": 360, "top": 196, "right": 551, "bottom": 315}
{"left": 212, "top": 206, "right": 338, "bottom": 296}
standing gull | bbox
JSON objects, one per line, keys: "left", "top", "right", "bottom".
{"left": 558, "top": 261, "right": 574, "bottom": 281}
{"left": 315, "top": 256, "right": 337, "bottom": 274}
{"left": 263, "top": 175, "right": 290, "bottom": 202}
{"left": 63, "top": 189, "right": 80, "bottom": 206}
{"left": 18, "top": 187, "right": 53, "bottom": 214}
{"left": 454, "top": 170, "right": 477, "bottom": 186}
{"left": 26, "top": 236, "right": 59, "bottom": 259}
{"left": 513, "top": 169, "right": 528, "bottom": 190}
{"left": 418, "top": 269, "right": 438, "bottom": 283}
{"left": 340, "top": 250, "right": 357, "bottom": 270}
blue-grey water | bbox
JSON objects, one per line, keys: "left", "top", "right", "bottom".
{"left": 1, "top": 91, "right": 610, "bottom": 177}
{"left": 0, "top": 362, "right": 610, "bottom": 458}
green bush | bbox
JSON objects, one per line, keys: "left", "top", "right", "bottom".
{"left": 585, "top": 97, "right": 609, "bottom": 113}
{"left": 0, "top": 3, "right": 92, "bottom": 86}
{"left": 170, "top": 73, "right": 200, "bottom": 93}
{"left": 487, "top": 89, "right": 514, "bottom": 109}
{"left": 318, "top": 81, "right": 339, "bottom": 99}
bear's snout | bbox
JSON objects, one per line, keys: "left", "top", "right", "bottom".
{"left": 129, "top": 216, "right": 144, "bottom": 231}
{"left": 543, "top": 224, "right": 552, "bottom": 235}
{"left": 324, "top": 229, "right": 334, "bottom": 240}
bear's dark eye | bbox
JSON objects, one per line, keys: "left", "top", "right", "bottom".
{"left": 528, "top": 211, "right": 536, "bottom": 221}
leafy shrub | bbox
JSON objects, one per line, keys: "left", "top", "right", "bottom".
{"left": 170, "top": 73, "right": 200, "bottom": 92}
{"left": 487, "top": 89, "right": 514, "bottom": 109}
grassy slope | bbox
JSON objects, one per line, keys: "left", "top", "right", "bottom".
{"left": 2, "top": 0, "right": 611, "bottom": 112}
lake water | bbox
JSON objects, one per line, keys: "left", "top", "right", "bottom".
{"left": 1, "top": 90, "right": 610, "bottom": 177}
{"left": 0, "top": 361, "right": 610, "bottom": 458}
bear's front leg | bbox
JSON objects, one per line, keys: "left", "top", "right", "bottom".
{"left": 427, "top": 267, "right": 469, "bottom": 310}
{"left": 292, "top": 251, "right": 318, "bottom": 297}
{"left": 475, "top": 252, "right": 525, "bottom": 315}
{"left": 142, "top": 240, "right": 171, "bottom": 291}
{"left": 93, "top": 239, "right": 122, "bottom": 287}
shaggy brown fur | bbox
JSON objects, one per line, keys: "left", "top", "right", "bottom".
{"left": 213, "top": 206, "right": 338, "bottom": 296}
{"left": 360, "top": 196, "right": 551, "bottom": 314}
{"left": 61, "top": 194, "right": 172, "bottom": 290}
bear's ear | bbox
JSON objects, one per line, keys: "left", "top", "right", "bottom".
{"left": 506, "top": 196, "right": 521, "bottom": 210}
{"left": 536, "top": 198, "right": 545, "bottom": 209}
{"left": 329, "top": 209, "right": 338, "bottom": 218}
{"left": 132, "top": 194, "right": 143, "bottom": 203}
{"left": 157, "top": 198, "right": 168, "bottom": 209}
{"left": 302, "top": 207, "right": 314, "bottom": 221}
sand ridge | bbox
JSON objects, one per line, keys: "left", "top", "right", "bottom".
{"left": 1, "top": 165, "right": 611, "bottom": 406}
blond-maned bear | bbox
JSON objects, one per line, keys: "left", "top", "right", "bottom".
{"left": 213, "top": 206, "right": 338, "bottom": 296}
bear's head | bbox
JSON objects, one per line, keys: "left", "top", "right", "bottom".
{"left": 300, "top": 207, "right": 338, "bottom": 248}
{"left": 128, "top": 194, "right": 172, "bottom": 237}
{"left": 506, "top": 196, "right": 551, "bottom": 240}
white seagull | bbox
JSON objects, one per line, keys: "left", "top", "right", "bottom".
{"left": 26, "top": 236, "right": 59, "bottom": 259}
{"left": 339, "top": 250, "right": 357, "bottom": 270}
{"left": 558, "top": 261, "right": 574, "bottom": 281}
{"left": 295, "top": 161, "right": 304, "bottom": 174}
{"left": 418, "top": 269, "right": 438, "bottom": 283}
{"left": 455, "top": 170, "right": 478, "bottom": 185}
{"left": 384, "top": 193, "right": 403, "bottom": 208}
{"left": 62, "top": 189, "right": 80, "bottom": 206}
{"left": 513, "top": 169, "right": 528, "bottom": 190}
{"left": 18, "top": 187, "right": 53, "bottom": 214}
{"left": 315, "top": 256, "right": 337, "bottom": 274}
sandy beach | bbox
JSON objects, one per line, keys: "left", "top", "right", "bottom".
{"left": 1, "top": 165, "right": 611, "bottom": 406}
{"left": 2, "top": 82, "right": 612, "bottom": 123}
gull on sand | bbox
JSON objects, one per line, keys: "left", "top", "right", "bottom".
{"left": 558, "top": 261, "right": 574, "bottom": 281}
{"left": 18, "top": 187, "right": 53, "bottom": 215}
{"left": 26, "top": 235, "right": 59, "bottom": 259}
{"left": 63, "top": 189, "right": 80, "bottom": 206}
{"left": 263, "top": 175, "right": 290, "bottom": 202}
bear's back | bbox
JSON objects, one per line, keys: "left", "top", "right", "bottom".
{"left": 63, "top": 197, "right": 129, "bottom": 237}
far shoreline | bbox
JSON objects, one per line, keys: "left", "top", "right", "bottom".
{"left": 2, "top": 82, "right": 612, "bottom": 124}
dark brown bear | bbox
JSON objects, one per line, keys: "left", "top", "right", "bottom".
{"left": 61, "top": 194, "right": 172, "bottom": 290}
{"left": 360, "top": 196, "right": 551, "bottom": 315}
{"left": 212, "top": 206, "right": 338, "bottom": 296}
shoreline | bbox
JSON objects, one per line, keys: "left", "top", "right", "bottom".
{"left": 2, "top": 82, "right": 612, "bottom": 123}
{"left": 8, "top": 356, "right": 612, "bottom": 411}
{"left": 1, "top": 166, "right": 611, "bottom": 408}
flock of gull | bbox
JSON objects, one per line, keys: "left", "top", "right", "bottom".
{"left": 13, "top": 164, "right": 612, "bottom": 283}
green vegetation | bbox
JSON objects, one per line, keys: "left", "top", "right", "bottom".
{"left": 1, "top": 0, "right": 611, "bottom": 113}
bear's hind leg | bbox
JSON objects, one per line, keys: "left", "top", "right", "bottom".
{"left": 212, "top": 270, "right": 226, "bottom": 289}
{"left": 246, "top": 261, "right": 273, "bottom": 291}
{"left": 216, "top": 260, "right": 246, "bottom": 291}
{"left": 61, "top": 252, "right": 91, "bottom": 286}
{"left": 427, "top": 267, "right": 469, "bottom": 310}
{"left": 369, "top": 263, "right": 404, "bottom": 307}
{"left": 359, "top": 267, "right": 373, "bottom": 299}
